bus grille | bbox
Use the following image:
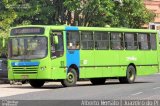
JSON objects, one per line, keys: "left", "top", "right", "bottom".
{"left": 12, "top": 66, "right": 38, "bottom": 74}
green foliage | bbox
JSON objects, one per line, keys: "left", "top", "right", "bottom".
{"left": 64, "top": 0, "right": 154, "bottom": 28}
{"left": 110, "top": 0, "right": 155, "bottom": 28}
{"left": 0, "top": 37, "right": 8, "bottom": 57}
{"left": 64, "top": 0, "right": 115, "bottom": 26}
{"left": 0, "top": 0, "right": 17, "bottom": 38}
{"left": 10, "top": 0, "right": 57, "bottom": 25}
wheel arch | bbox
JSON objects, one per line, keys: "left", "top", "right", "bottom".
{"left": 68, "top": 64, "right": 79, "bottom": 78}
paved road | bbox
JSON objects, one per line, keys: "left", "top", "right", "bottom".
{"left": 0, "top": 73, "right": 160, "bottom": 101}
{"left": 0, "top": 74, "right": 160, "bottom": 100}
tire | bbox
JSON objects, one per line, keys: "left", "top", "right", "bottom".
{"left": 119, "top": 77, "right": 126, "bottom": 83}
{"left": 90, "top": 78, "right": 106, "bottom": 85}
{"left": 119, "top": 65, "right": 136, "bottom": 84}
{"left": 61, "top": 68, "right": 77, "bottom": 87}
{"left": 29, "top": 80, "right": 45, "bottom": 88}
{"left": 21, "top": 80, "right": 27, "bottom": 84}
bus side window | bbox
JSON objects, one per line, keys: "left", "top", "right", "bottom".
{"left": 124, "top": 33, "right": 138, "bottom": 50}
{"left": 67, "top": 31, "right": 80, "bottom": 50}
{"left": 138, "top": 33, "right": 149, "bottom": 50}
{"left": 81, "top": 31, "right": 94, "bottom": 50}
{"left": 150, "top": 33, "right": 157, "bottom": 50}
{"left": 51, "top": 32, "right": 64, "bottom": 58}
{"left": 110, "top": 32, "right": 124, "bottom": 50}
{"left": 94, "top": 32, "right": 109, "bottom": 50}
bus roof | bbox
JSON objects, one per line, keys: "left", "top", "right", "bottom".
{"left": 11, "top": 25, "right": 158, "bottom": 33}
{"left": 78, "top": 27, "right": 157, "bottom": 33}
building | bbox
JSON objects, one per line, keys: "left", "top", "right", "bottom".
{"left": 144, "top": 0, "right": 160, "bottom": 29}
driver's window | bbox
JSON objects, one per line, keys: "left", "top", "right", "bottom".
{"left": 51, "top": 31, "right": 64, "bottom": 58}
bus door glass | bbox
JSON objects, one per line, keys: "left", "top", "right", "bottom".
{"left": 51, "top": 32, "right": 64, "bottom": 58}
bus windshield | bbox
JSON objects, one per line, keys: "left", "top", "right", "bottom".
{"left": 9, "top": 36, "right": 47, "bottom": 60}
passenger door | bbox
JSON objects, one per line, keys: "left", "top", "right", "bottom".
{"left": 50, "top": 31, "right": 66, "bottom": 79}
{"left": 66, "top": 31, "right": 80, "bottom": 72}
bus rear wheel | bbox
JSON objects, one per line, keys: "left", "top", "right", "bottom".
{"left": 29, "top": 80, "right": 45, "bottom": 88}
{"left": 61, "top": 68, "right": 77, "bottom": 87}
{"left": 119, "top": 65, "right": 136, "bottom": 84}
{"left": 90, "top": 78, "right": 106, "bottom": 85}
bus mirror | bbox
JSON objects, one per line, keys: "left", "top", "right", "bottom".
{"left": 54, "top": 36, "right": 58, "bottom": 44}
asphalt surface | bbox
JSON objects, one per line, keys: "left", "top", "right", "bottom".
{"left": 0, "top": 74, "right": 160, "bottom": 106}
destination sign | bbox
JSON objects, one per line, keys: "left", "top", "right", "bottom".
{"left": 11, "top": 27, "right": 45, "bottom": 36}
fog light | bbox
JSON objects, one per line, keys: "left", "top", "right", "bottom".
{"left": 41, "top": 67, "right": 44, "bottom": 70}
{"left": 40, "top": 66, "right": 46, "bottom": 71}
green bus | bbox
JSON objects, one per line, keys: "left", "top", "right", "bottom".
{"left": 8, "top": 25, "right": 159, "bottom": 88}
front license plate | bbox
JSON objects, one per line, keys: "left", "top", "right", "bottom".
{"left": 21, "top": 75, "right": 29, "bottom": 79}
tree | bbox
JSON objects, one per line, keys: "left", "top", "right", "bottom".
{"left": 64, "top": 0, "right": 154, "bottom": 28}
{"left": 107, "top": 0, "right": 155, "bottom": 28}
{"left": 64, "top": 0, "right": 115, "bottom": 26}
{"left": 0, "top": 0, "right": 17, "bottom": 56}
{"left": 11, "top": 0, "right": 57, "bottom": 25}
{"left": 0, "top": 0, "right": 17, "bottom": 38}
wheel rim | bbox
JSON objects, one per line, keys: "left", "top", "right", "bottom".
{"left": 67, "top": 72, "right": 75, "bottom": 83}
{"left": 128, "top": 68, "right": 134, "bottom": 81}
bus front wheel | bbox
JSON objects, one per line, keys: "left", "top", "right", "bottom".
{"left": 61, "top": 68, "right": 77, "bottom": 87}
{"left": 29, "top": 80, "right": 45, "bottom": 88}
{"left": 119, "top": 65, "right": 136, "bottom": 84}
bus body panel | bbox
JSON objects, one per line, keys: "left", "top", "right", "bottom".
{"left": 80, "top": 50, "right": 95, "bottom": 78}
{"left": 51, "top": 57, "right": 67, "bottom": 79}
{"left": 8, "top": 25, "right": 159, "bottom": 82}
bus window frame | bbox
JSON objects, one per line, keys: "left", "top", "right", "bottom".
{"left": 94, "top": 31, "right": 110, "bottom": 50}
{"left": 50, "top": 31, "right": 64, "bottom": 59}
{"left": 137, "top": 33, "right": 151, "bottom": 51}
{"left": 66, "top": 31, "right": 80, "bottom": 50}
{"left": 80, "top": 31, "right": 94, "bottom": 50}
{"left": 110, "top": 32, "right": 124, "bottom": 50}
{"left": 150, "top": 33, "right": 157, "bottom": 50}
{"left": 124, "top": 32, "right": 138, "bottom": 50}
{"left": 8, "top": 36, "right": 48, "bottom": 60}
